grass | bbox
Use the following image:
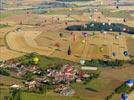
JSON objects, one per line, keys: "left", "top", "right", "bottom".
{"left": 0, "top": 75, "right": 23, "bottom": 100}
{"left": 2, "top": 3, "right": 18, "bottom": 8}
{"left": 0, "top": 12, "right": 13, "bottom": 19}
{"left": 38, "top": 55, "right": 76, "bottom": 68}
{"left": 100, "top": 9, "right": 132, "bottom": 19}
{"left": 0, "top": 24, "right": 9, "bottom": 28}
{"left": 0, "top": 10, "right": 25, "bottom": 19}
{"left": 0, "top": 75, "right": 23, "bottom": 86}
{"left": 0, "top": 85, "right": 10, "bottom": 100}
{"left": 17, "top": 53, "right": 76, "bottom": 68}
{"left": 21, "top": 92, "right": 82, "bottom": 100}
{"left": 43, "top": 9, "right": 83, "bottom": 15}
{"left": 84, "top": 79, "right": 111, "bottom": 91}
{"left": 71, "top": 78, "right": 111, "bottom": 92}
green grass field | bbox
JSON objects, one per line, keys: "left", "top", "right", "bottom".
{"left": 38, "top": 55, "right": 76, "bottom": 68}
{"left": 0, "top": 12, "right": 13, "bottom": 19}
{"left": 21, "top": 92, "right": 81, "bottom": 100}
{"left": 0, "top": 75, "right": 23, "bottom": 100}
{"left": 17, "top": 53, "right": 76, "bottom": 68}
{"left": 0, "top": 24, "right": 9, "bottom": 28}
{"left": 100, "top": 9, "right": 132, "bottom": 19}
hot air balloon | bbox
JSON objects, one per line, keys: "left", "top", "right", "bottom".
{"left": 83, "top": 24, "right": 87, "bottom": 29}
{"left": 115, "top": 0, "right": 119, "bottom": 9}
{"left": 59, "top": 33, "right": 63, "bottom": 37}
{"left": 54, "top": 43, "right": 60, "bottom": 48}
{"left": 82, "top": 40, "right": 86, "bottom": 44}
{"left": 123, "top": 18, "right": 126, "bottom": 22}
{"left": 33, "top": 57, "right": 39, "bottom": 64}
{"left": 65, "top": 22, "right": 68, "bottom": 26}
{"left": 82, "top": 32, "right": 88, "bottom": 37}
{"left": 67, "top": 45, "right": 71, "bottom": 55}
{"left": 100, "top": 47, "right": 104, "bottom": 52}
{"left": 16, "top": 28, "right": 21, "bottom": 32}
{"left": 69, "top": 8, "right": 73, "bottom": 11}
{"left": 123, "top": 51, "right": 129, "bottom": 56}
{"left": 94, "top": 19, "right": 97, "bottom": 22}
{"left": 126, "top": 80, "right": 134, "bottom": 87}
{"left": 123, "top": 28, "right": 126, "bottom": 31}
{"left": 115, "top": 35, "right": 119, "bottom": 39}
{"left": 90, "top": 23, "right": 94, "bottom": 27}
{"left": 121, "top": 93, "right": 128, "bottom": 100}
{"left": 119, "top": 32, "right": 122, "bottom": 35}
{"left": 109, "top": 28, "right": 113, "bottom": 31}
{"left": 80, "top": 59, "right": 85, "bottom": 65}
{"left": 102, "top": 23, "right": 105, "bottom": 25}
{"left": 112, "top": 52, "right": 116, "bottom": 56}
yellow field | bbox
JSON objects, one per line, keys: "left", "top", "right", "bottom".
{"left": 0, "top": 9, "right": 133, "bottom": 62}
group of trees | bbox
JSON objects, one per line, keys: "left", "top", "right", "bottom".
{"left": 9, "top": 88, "right": 21, "bottom": 100}
{"left": 85, "top": 59, "right": 126, "bottom": 67}
{"left": 17, "top": 53, "right": 39, "bottom": 66}
{"left": 23, "top": 71, "right": 33, "bottom": 81}
{"left": 83, "top": 73, "right": 100, "bottom": 84}
{"left": 0, "top": 68, "right": 10, "bottom": 76}
{"left": 66, "top": 22, "right": 134, "bottom": 34}
{"left": 106, "top": 82, "right": 134, "bottom": 100}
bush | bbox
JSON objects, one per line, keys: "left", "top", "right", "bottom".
{"left": 85, "top": 59, "right": 126, "bottom": 67}
{"left": 129, "top": 59, "right": 134, "bottom": 64}
{"left": 0, "top": 68, "right": 10, "bottom": 76}
{"left": 23, "top": 72, "right": 33, "bottom": 81}
{"left": 114, "top": 82, "right": 134, "bottom": 94}
{"left": 115, "top": 83, "right": 128, "bottom": 93}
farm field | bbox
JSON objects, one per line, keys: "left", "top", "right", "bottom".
{"left": 0, "top": 0, "right": 134, "bottom": 100}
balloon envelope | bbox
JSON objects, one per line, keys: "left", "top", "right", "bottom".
{"left": 126, "top": 80, "right": 134, "bottom": 87}
{"left": 80, "top": 59, "right": 85, "bottom": 65}
{"left": 123, "top": 51, "right": 129, "bottom": 56}
{"left": 82, "top": 40, "right": 86, "bottom": 44}
{"left": 33, "top": 57, "right": 39, "bottom": 64}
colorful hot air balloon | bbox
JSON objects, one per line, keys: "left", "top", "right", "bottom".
{"left": 100, "top": 47, "right": 104, "bottom": 52}
{"left": 121, "top": 93, "right": 128, "bottom": 100}
{"left": 123, "top": 18, "right": 126, "bottom": 22}
{"left": 33, "top": 57, "right": 39, "bottom": 64}
{"left": 82, "top": 40, "right": 86, "bottom": 44}
{"left": 80, "top": 59, "right": 85, "bottom": 65}
{"left": 126, "top": 80, "right": 134, "bottom": 87}
{"left": 82, "top": 32, "right": 88, "bottom": 37}
{"left": 115, "top": 35, "right": 119, "bottom": 39}
{"left": 123, "top": 51, "right": 129, "bottom": 56}
{"left": 59, "top": 33, "right": 63, "bottom": 37}
{"left": 112, "top": 52, "right": 116, "bottom": 56}
{"left": 67, "top": 45, "right": 71, "bottom": 55}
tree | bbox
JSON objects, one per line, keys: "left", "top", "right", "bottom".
{"left": 0, "top": 68, "right": 10, "bottom": 76}
{"left": 23, "top": 71, "right": 33, "bottom": 81}
{"left": 10, "top": 88, "right": 21, "bottom": 100}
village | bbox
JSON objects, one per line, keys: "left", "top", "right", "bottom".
{"left": 0, "top": 54, "right": 99, "bottom": 96}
